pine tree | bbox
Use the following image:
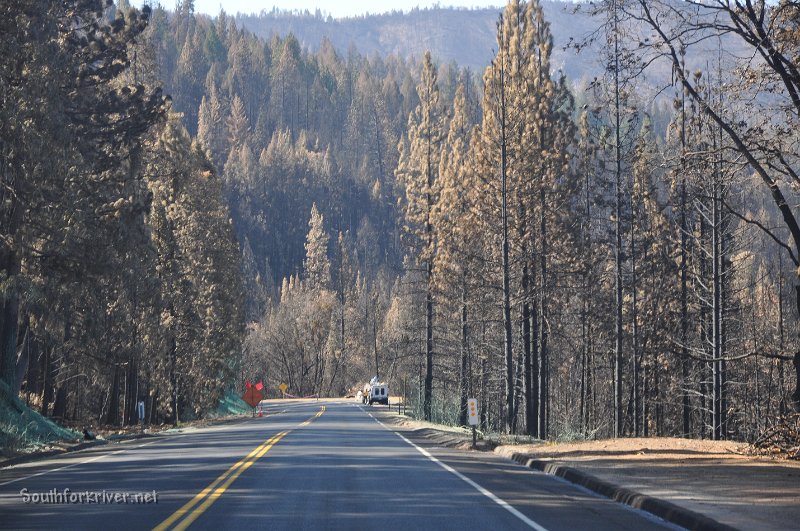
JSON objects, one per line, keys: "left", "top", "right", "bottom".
{"left": 197, "top": 83, "right": 227, "bottom": 170}
{"left": 630, "top": 116, "right": 655, "bottom": 436}
{"left": 174, "top": 26, "right": 206, "bottom": 135}
{"left": 472, "top": 0, "right": 524, "bottom": 433}
{"left": 573, "top": 109, "right": 606, "bottom": 437}
{"left": 304, "top": 203, "right": 331, "bottom": 291}
{"left": 470, "top": 0, "right": 574, "bottom": 435}
{"left": 396, "top": 51, "right": 444, "bottom": 422}
{"left": 517, "top": 0, "right": 575, "bottom": 438}
{"left": 433, "top": 82, "right": 475, "bottom": 426}
{"left": 226, "top": 94, "right": 251, "bottom": 150}
{"left": 147, "top": 115, "right": 244, "bottom": 422}
{"left": 328, "top": 231, "right": 356, "bottom": 396}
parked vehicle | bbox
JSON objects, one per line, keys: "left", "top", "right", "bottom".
{"left": 360, "top": 376, "right": 389, "bottom": 405}
{"left": 367, "top": 383, "right": 389, "bottom": 406}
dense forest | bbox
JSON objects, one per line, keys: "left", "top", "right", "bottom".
{"left": 0, "top": 0, "right": 243, "bottom": 439}
{"left": 2, "top": 0, "right": 799, "bottom": 444}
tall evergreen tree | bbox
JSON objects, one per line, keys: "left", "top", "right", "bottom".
{"left": 433, "top": 82, "right": 476, "bottom": 426}
{"left": 304, "top": 203, "right": 332, "bottom": 291}
{"left": 396, "top": 51, "right": 444, "bottom": 422}
{"left": 473, "top": 0, "right": 524, "bottom": 433}
{"left": 226, "top": 94, "right": 251, "bottom": 150}
{"left": 197, "top": 83, "right": 227, "bottom": 169}
{"left": 520, "top": 0, "right": 576, "bottom": 438}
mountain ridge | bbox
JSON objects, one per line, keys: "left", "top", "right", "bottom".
{"left": 234, "top": 2, "right": 602, "bottom": 82}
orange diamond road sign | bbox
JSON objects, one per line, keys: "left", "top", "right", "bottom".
{"left": 243, "top": 387, "right": 263, "bottom": 408}
{"left": 279, "top": 383, "right": 288, "bottom": 395}
{"left": 467, "top": 398, "right": 479, "bottom": 426}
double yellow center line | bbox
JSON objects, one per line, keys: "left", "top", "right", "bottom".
{"left": 300, "top": 406, "right": 326, "bottom": 426}
{"left": 154, "top": 405, "right": 326, "bottom": 531}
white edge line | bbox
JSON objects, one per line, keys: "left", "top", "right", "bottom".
{"left": 0, "top": 438, "right": 161, "bottom": 487}
{"left": 361, "top": 406, "right": 549, "bottom": 531}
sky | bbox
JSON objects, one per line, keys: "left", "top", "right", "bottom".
{"left": 170, "top": 1, "right": 503, "bottom": 19}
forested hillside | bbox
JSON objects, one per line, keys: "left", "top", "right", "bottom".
{"left": 146, "top": 0, "right": 800, "bottom": 441}
{"left": 3, "top": 0, "right": 799, "bottom": 447}
{"left": 234, "top": 3, "right": 602, "bottom": 83}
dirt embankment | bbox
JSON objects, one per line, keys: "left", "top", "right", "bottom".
{"left": 494, "top": 436, "right": 800, "bottom": 531}
{"left": 493, "top": 436, "right": 750, "bottom": 462}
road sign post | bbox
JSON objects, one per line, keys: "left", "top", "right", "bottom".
{"left": 243, "top": 387, "right": 263, "bottom": 416}
{"left": 467, "top": 398, "right": 479, "bottom": 448}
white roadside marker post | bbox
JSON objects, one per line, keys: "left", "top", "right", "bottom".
{"left": 467, "top": 398, "right": 479, "bottom": 449}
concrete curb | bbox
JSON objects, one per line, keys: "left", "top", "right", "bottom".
{"left": 511, "top": 454, "right": 739, "bottom": 531}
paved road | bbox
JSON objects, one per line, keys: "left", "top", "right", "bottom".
{"left": 0, "top": 400, "right": 678, "bottom": 530}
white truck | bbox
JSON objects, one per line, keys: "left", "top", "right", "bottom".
{"left": 362, "top": 378, "right": 389, "bottom": 406}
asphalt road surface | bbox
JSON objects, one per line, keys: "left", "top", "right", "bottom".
{"left": 0, "top": 400, "right": 679, "bottom": 530}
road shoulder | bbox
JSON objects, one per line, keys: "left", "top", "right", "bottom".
{"left": 367, "top": 405, "right": 800, "bottom": 531}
